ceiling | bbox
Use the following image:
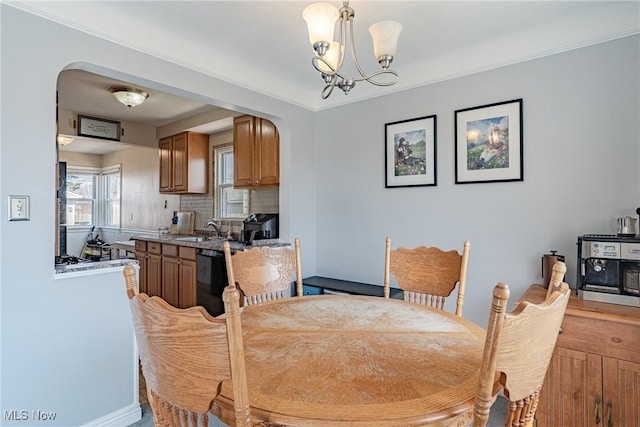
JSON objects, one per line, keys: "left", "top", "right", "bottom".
{"left": 10, "top": 1, "right": 639, "bottom": 152}
{"left": 56, "top": 69, "right": 233, "bottom": 154}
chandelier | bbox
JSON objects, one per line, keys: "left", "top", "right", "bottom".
{"left": 302, "top": 1, "right": 403, "bottom": 99}
{"left": 110, "top": 87, "right": 149, "bottom": 108}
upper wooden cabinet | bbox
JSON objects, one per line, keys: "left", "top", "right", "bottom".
{"left": 159, "top": 131, "right": 209, "bottom": 193}
{"left": 233, "top": 115, "right": 279, "bottom": 189}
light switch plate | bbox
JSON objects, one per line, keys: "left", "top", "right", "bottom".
{"left": 8, "top": 195, "right": 30, "bottom": 221}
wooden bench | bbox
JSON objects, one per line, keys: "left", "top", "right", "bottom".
{"left": 302, "top": 276, "right": 403, "bottom": 299}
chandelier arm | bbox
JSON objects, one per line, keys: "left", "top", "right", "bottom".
{"left": 347, "top": 17, "right": 370, "bottom": 80}
{"left": 351, "top": 69, "right": 399, "bottom": 86}
{"left": 321, "top": 83, "right": 336, "bottom": 99}
{"left": 335, "top": 9, "right": 348, "bottom": 72}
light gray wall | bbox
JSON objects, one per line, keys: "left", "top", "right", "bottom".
{"left": 315, "top": 35, "right": 640, "bottom": 325}
{"left": 1, "top": 3, "right": 638, "bottom": 425}
{"left": 0, "top": 5, "right": 316, "bottom": 425}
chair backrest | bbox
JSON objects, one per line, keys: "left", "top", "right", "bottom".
{"left": 474, "top": 276, "right": 570, "bottom": 427}
{"left": 383, "top": 237, "right": 470, "bottom": 316}
{"left": 122, "top": 265, "right": 251, "bottom": 427}
{"left": 223, "top": 237, "right": 302, "bottom": 306}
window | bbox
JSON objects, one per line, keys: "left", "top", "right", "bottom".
{"left": 66, "top": 165, "right": 121, "bottom": 227}
{"left": 66, "top": 169, "right": 96, "bottom": 225}
{"left": 215, "top": 146, "right": 248, "bottom": 219}
{"left": 102, "top": 165, "right": 121, "bottom": 227}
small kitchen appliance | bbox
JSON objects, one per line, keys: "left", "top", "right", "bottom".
{"left": 577, "top": 234, "right": 640, "bottom": 307}
{"left": 541, "top": 250, "right": 565, "bottom": 289}
{"left": 614, "top": 216, "right": 638, "bottom": 236}
{"left": 240, "top": 213, "right": 279, "bottom": 244}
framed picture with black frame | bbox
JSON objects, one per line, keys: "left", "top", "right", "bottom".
{"left": 385, "top": 115, "right": 437, "bottom": 188}
{"left": 454, "top": 99, "right": 523, "bottom": 184}
{"left": 77, "top": 115, "right": 121, "bottom": 141}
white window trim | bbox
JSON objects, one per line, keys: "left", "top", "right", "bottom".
{"left": 214, "top": 145, "right": 248, "bottom": 220}
{"left": 66, "top": 164, "right": 121, "bottom": 229}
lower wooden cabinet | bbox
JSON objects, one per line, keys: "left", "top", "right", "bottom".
{"left": 161, "top": 244, "right": 197, "bottom": 309}
{"left": 135, "top": 240, "right": 161, "bottom": 297}
{"left": 522, "top": 286, "right": 640, "bottom": 426}
{"left": 134, "top": 241, "right": 197, "bottom": 308}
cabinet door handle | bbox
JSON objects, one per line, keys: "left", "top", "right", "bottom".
{"left": 594, "top": 394, "right": 601, "bottom": 425}
{"left": 255, "top": 180, "right": 260, "bottom": 185}
{"left": 606, "top": 399, "right": 612, "bottom": 427}
{"left": 558, "top": 326, "right": 563, "bottom": 334}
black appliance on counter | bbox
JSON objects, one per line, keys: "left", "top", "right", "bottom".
{"left": 240, "top": 213, "right": 279, "bottom": 244}
{"left": 577, "top": 234, "right": 640, "bottom": 307}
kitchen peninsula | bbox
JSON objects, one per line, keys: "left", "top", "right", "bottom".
{"left": 133, "top": 234, "right": 289, "bottom": 315}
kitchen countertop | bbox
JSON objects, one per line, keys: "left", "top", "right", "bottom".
{"left": 132, "top": 234, "right": 290, "bottom": 252}
{"left": 54, "top": 258, "right": 138, "bottom": 276}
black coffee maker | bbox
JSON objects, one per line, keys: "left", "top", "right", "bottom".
{"left": 240, "top": 213, "right": 279, "bottom": 244}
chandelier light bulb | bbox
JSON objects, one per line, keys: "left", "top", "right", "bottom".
{"left": 316, "top": 41, "right": 343, "bottom": 74}
{"left": 302, "top": 3, "right": 338, "bottom": 48}
{"left": 369, "top": 21, "right": 403, "bottom": 62}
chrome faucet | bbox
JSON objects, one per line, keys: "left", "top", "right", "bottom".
{"left": 205, "top": 219, "right": 222, "bottom": 237}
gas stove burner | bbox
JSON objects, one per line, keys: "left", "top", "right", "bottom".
{"left": 55, "top": 255, "right": 89, "bottom": 266}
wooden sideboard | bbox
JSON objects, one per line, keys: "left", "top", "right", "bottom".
{"left": 520, "top": 285, "right": 640, "bottom": 426}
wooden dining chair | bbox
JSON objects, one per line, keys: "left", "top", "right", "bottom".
{"left": 223, "top": 237, "right": 303, "bottom": 306}
{"left": 383, "top": 237, "right": 470, "bottom": 316}
{"left": 473, "top": 279, "right": 571, "bottom": 427}
{"left": 122, "top": 265, "right": 252, "bottom": 427}
{"left": 546, "top": 261, "right": 567, "bottom": 298}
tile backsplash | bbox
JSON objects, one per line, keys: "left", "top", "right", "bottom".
{"left": 181, "top": 188, "right": 279, "bottom": 232}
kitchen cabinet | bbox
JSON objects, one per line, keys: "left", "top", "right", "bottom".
{"left": 134, "top": 240, "right": 161, "bottom": 297}
{"left": 519, "top": 286, "right": 640, "bottom": 426}
{"left": 233, "top": 115, "right": 279, "bottom": 188}
{"left": 159, "top": 131, "right": 209, "bottom": 193}
{"left": 160, "top": 244, "right": 197, "bottom": 309}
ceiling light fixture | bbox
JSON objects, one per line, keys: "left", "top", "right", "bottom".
{"left": 56, "top": 135, "right": 74, "bottom": 146}
{"left": 110, "top": 87, "right": 149, "bottom": 108}
{"left": 302, "top": 1, "right": 402, "bottom": 99}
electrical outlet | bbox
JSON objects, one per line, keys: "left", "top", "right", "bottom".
{"left": 128, "top": 212, "right": 134, "bottom": 221}
{"left": 9, "top": 195, "right": 30, "bottom": 221}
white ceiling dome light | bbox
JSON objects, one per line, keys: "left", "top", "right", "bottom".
{"left": 110, "top": 86, "right": 149, "bottom": 108}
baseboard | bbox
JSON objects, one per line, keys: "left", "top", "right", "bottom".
{"left": 81, "top": 403, "right": 141, "bottom": 427}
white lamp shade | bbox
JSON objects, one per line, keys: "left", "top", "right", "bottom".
{"left": 111, "top": 87, "right": 149, "bottom": 108}
{"left": 316, "top": 41, "right": 343, "bottom": 73}
{"left": 369, "top": 21, "right": 403, "bottom": 58}
{"left": 113, "top": 91, "right": 149, "bottom": 107}
{"left": 302, "top": 3, "right": 338, "bottom": 45}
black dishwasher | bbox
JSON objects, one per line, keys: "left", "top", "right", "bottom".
{"left": 196, "top": 250, "right": 228, "bottom": 316}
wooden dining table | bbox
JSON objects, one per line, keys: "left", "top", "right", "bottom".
{"left": 214, "top": 295, "right": 487, "bottom": 426}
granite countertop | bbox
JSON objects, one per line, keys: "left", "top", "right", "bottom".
{"left": 55, "top": 258, "right": 138, "bottom": 275}
{"left": 132, "top": 234, "right": 290, "bottom": 252}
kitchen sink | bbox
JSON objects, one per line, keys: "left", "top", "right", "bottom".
{"left": 175, "top": 236, "right": 209, "bottom": 242}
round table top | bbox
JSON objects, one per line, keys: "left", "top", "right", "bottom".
{"left": 218, "top": 295, "right": 486, "bottom": 426}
